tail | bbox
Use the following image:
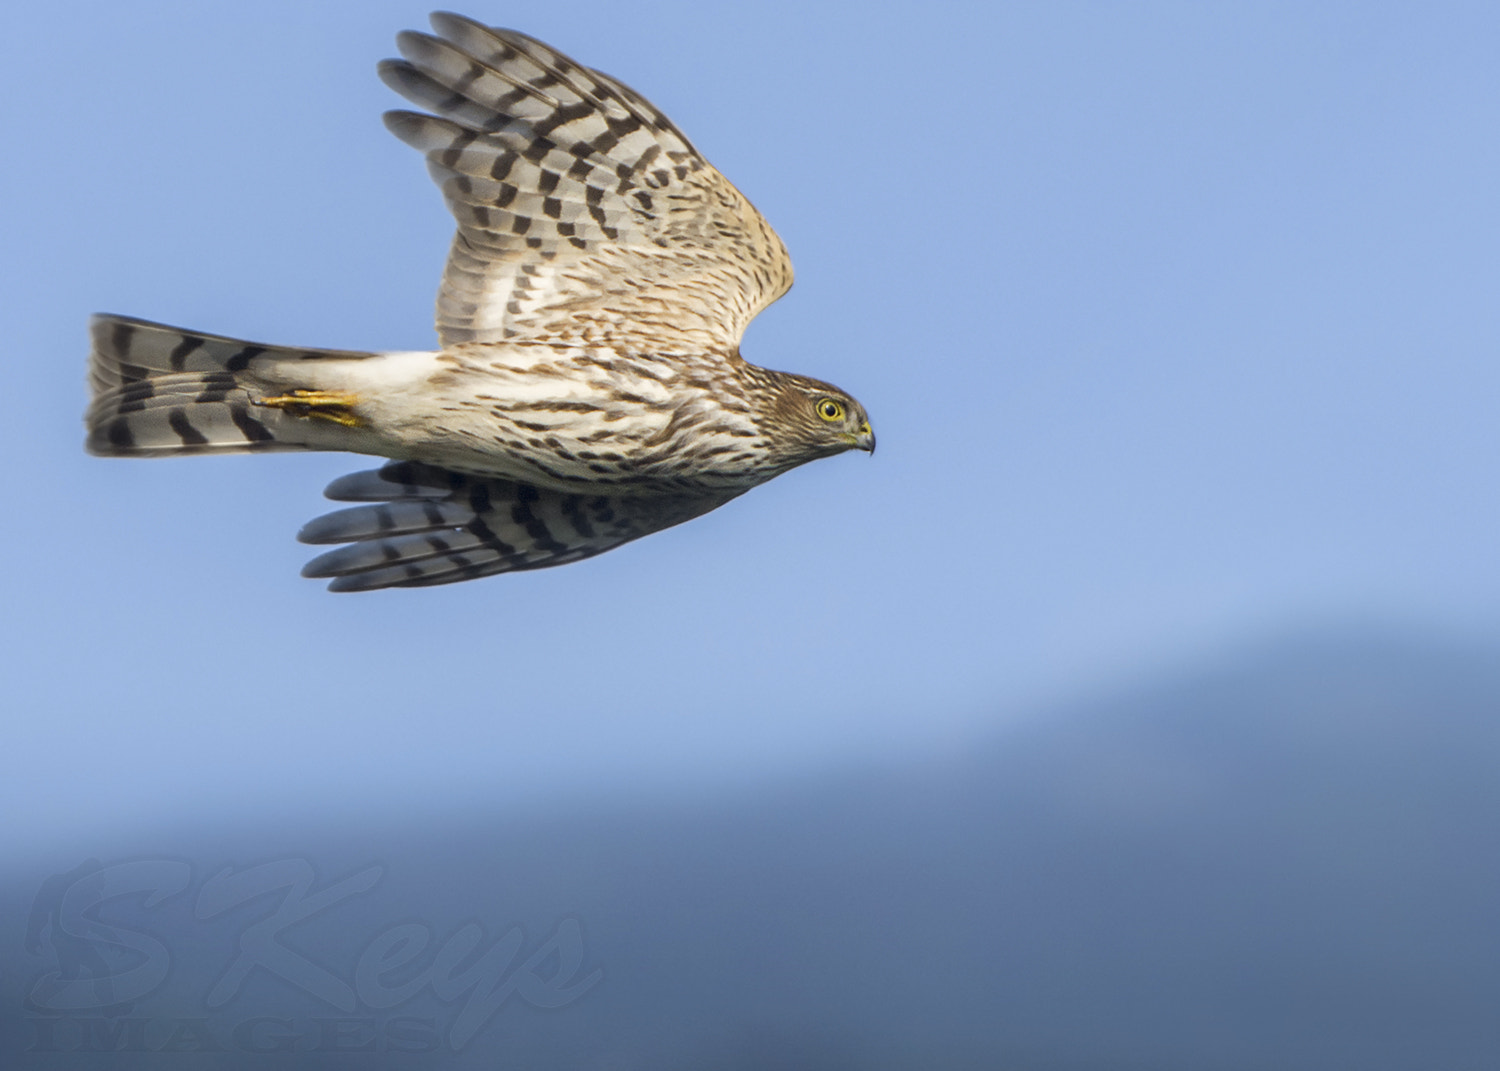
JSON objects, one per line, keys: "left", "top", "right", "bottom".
{"left": 85, "top": 314, "right": 378, "bottom": 457}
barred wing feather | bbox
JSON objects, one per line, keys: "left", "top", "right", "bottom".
{"left": 379, "top": 12, "right": 794, "bottom": 354}
{"left": 298, "top": 460, "right": 735, "bottom": 591}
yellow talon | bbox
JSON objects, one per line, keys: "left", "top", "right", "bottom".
{"left": 255, "top": 390, "right": 364, "bottom": 427}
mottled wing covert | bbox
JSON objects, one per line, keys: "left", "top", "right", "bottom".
{"left": 379, "top": 12, "right": 794, "bottom": 354}
{"left": 298, "top": 460, "right": 734, "bottom": 591}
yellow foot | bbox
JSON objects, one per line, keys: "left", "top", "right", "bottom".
{"left": 255, "top": 390, "right": 364, "bottom": 427}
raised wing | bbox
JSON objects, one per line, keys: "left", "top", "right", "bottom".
{"left": 380, "top": 12, "right": 794, "bottom": 354}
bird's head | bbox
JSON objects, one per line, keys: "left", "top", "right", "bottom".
{"left": 767, "top": 373, "right": 876, "bottom": 462}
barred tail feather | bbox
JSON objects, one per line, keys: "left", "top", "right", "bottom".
{"left": 297, "top": 460, "right": 732, "bottom": 592}
{"left": 85, "top": 314, "right": 377, "bottom": 457}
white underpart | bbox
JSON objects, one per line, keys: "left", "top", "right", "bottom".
{"left": 269, "top": 346, "right": 709, "bottom": 489}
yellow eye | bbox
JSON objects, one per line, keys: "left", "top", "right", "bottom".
{"left": 816, "top": 398, "right": 845, "bottom": 423}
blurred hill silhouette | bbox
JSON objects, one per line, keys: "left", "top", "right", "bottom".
{"left": 4, "top": 626, "right": 1499, "bottom": 1069}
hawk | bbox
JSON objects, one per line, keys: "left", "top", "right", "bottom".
{"left": 85, "top": 11, "right": 873, "bottom": 591}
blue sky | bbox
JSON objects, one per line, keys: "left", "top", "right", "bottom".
{"left": 4, "top": 1, "right": 1499, "bottom": 856}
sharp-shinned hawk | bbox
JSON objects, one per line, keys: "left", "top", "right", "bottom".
{"left": 85, "top": 11, "right": 873, "bottom": 591}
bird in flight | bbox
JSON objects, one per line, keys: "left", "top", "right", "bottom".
{"left": 86, "top": 11, "right": 873, "bottom": 591}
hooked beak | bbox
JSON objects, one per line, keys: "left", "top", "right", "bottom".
{"left": 854, "top": 421, "right": 876, "bottom": 455}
